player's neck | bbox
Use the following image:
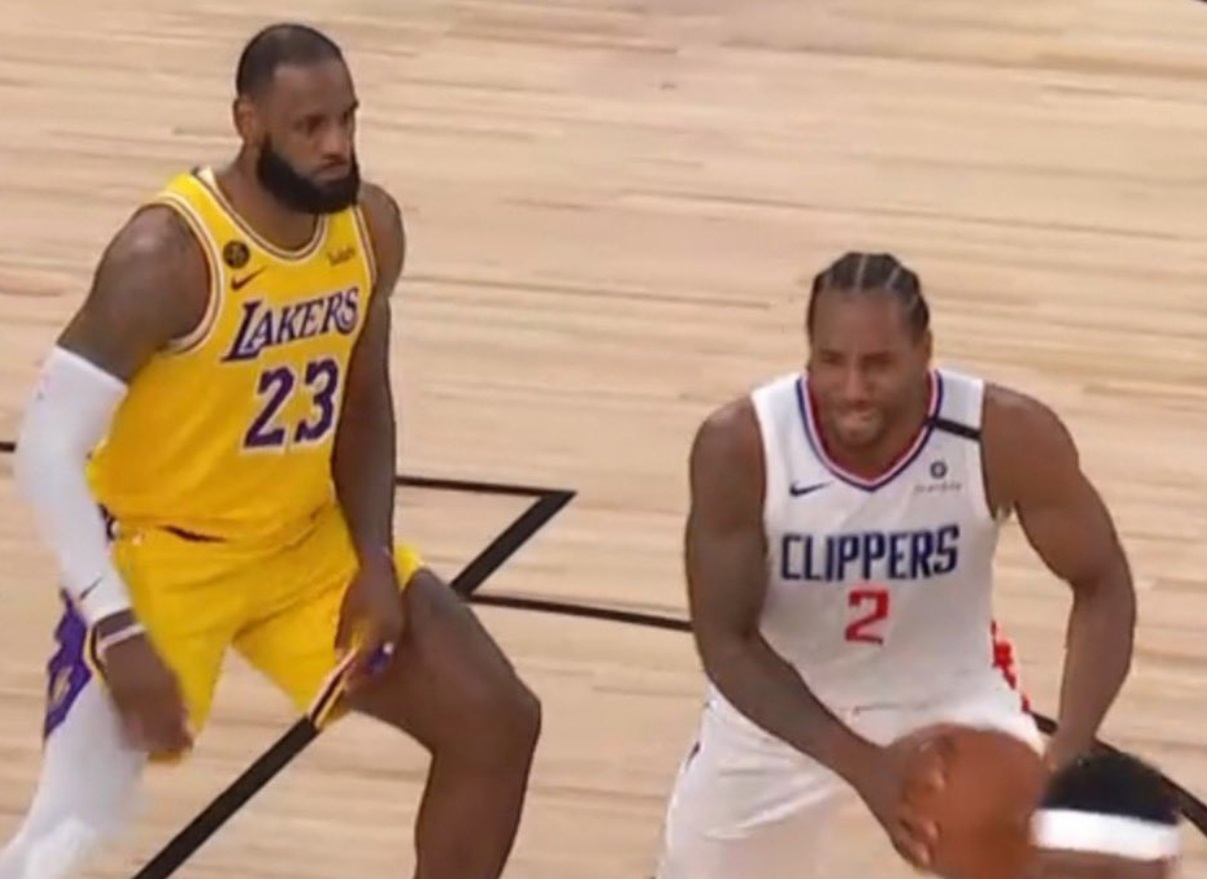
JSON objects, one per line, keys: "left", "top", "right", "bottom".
{"left": 214, "top": 162, "right": 319, "bottom": 252}
{"left": 819, "top": 379, "right": 933, "bottom": 480}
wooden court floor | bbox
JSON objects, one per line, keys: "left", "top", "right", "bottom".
{"left": 2, "top": 0, "right": 1207, "bottom": 876}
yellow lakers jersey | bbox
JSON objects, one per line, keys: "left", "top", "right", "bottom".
{"left": 87, "top": 166, "right": 377, "bottom": 544}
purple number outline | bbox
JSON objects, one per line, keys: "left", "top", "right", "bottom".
{"left": 244, "top": 366, "right": 295, "bottom": 448}
{"left": 243, "top": 357, "right": 341, "bottom": 449}
{"left": 295, "top": 358, "right": 340, "bottom": 445}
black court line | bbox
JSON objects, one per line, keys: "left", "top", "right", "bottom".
{"left": 125, "top": 479, "right": 573, "bottom": 879}
{"left": 0, "top": 437, "right": 572, "bottom": 877}
{"left": 1, "top": 437, "right": 1201, "bottom": 860}
{"left": 129, "top": 584, "right": 1207, "bottom": 875}
{"left": 469, "top": 592, "right": 1207, "bottom": 840}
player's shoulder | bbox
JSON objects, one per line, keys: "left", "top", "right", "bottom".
{"left": 355, "top": 179, "right": 406, "bottom": 293}
{"left": 358, "top": 178, "right": 402, "bottom": 218}
{"left": 98, "top": 203, "right": 209, "bottom": 295}
{"left": 357, "top": 179, "right": 405, "bottom": 243}
{"left": 981, "top": 383, "right": 1081, "bottom": 508}
{"left": 57, "top": 202, "right": 210, "bottom": 369}
{"left": 982, "top": 382, "right": 1076, "bottom": 453}
{"left": 112, "top": 203, "right": 204, "bottom": 266}
{"left": 688, "top": 394, "right": 766, "bottom": 512}
{"left": 691, "top": 395, "right": 762, "bottom": 473}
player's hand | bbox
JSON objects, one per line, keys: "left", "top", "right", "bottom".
{"left": 852, "top": 732, "right": 945, "bottom": 871}
{"left": 95, "top": 610, "right": 192, "bottom": 757}
{"left": 335, "top": 548, "right": 404, "bottom": 690}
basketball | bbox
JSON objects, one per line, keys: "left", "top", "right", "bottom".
{"left": 902, "top": 724, "right": 1049, "bottom": 879}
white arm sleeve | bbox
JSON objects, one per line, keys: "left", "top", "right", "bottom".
{"left": 14, "top": 345, "right": 132, "bottom": 625}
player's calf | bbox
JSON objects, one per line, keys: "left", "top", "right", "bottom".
{"left": 349, "top": 570, "right": 541, "bottom": 879}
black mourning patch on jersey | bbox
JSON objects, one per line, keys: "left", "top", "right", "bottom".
{"left": 927, "top": 416, "right": 980, "bottom": 442}
{"left": 223, "top": 240, "right": 250, "bottom": 269}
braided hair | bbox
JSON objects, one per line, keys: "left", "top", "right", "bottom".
{"left": 807, "top": 252, "right": 929, "bottom": 340}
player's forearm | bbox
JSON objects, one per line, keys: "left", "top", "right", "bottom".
{"left": 332, "top": 389, "right": 397, "bottom": 561}
{"left": 702, "top": 634, "right": 877, "bottom": 785}
{"left": 15, "top": 346, "right": 133, "bottom": 625}
{"left": 1051, "top": 565, "right": 1136, "bottom": 767}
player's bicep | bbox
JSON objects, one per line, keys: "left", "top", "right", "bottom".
{"left": 686, "top": 511, "right": 767, "bottom": 643}
{"left": 341, "top": 289, "right": 392, "bottom": 417}
{"left": 684, "top": 404, "right": 768, "bottom": 660}
{"left": 57, "top": 206, "right": 208, "bottom": 383}
{"left": 992, "top": 393, "right": 1126, "bottom": 590}
{"left": 1017, "top": 471, "right": 1122, "bottom": 588}
{"left": 341, "top": 183, "right": 404, "bottom": 414}
{"left": 359, "top": 182, "right": 406, "bottom": 297}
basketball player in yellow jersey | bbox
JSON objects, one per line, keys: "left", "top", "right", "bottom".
{"left": 0, "top": 23, "right": 539, "bottom": 879}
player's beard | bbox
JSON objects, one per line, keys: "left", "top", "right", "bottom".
{"left": 817, "top": 382, "right": 924, "bottom": 455}
{"left": 826, "top": 405, "right": 889, "bottom": 451}
{"left": 255, "top": 138, "right": 360, "bottom": 215}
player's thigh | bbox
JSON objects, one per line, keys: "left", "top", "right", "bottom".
{"left": 344, "top": 568, "right": 537, "bottom": 751}
{"left": 233, "top": 539, "right": 424, "bottom": 720}
{"left": 656, "top": 715, "right": 845, "bottom": 879}
{"left": 118, "top": 533, "right": 244, "bottom": 735}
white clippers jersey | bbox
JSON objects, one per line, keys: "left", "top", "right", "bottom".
{"left": 739, "top": 367, "right": 1005, "bottom": 712}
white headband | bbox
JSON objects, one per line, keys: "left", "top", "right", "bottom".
{"left": 1032, "top": 809, "right": 1181, "bottom": 861}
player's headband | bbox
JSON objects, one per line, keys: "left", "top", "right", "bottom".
{"left": 1032, "top": 808, "right": 1181, "bottom": 861}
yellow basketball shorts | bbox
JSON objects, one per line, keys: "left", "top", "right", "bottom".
{"left": 44, "top": 503, "right": 423, "bottom": 752}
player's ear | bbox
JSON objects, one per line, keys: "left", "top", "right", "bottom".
{"left": 232, "top": 94, "right": 263, "bottom": 146}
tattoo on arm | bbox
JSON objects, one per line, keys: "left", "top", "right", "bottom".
{"left": 57, "top": 206, "right": 209, "bottom": 382}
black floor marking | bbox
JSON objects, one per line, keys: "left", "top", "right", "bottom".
{"left": 0, "top": 437, "right": 570, "bottom": 879}
{"left": 123, "top": 478, "right": 573, "bottom": 879}
{"left": 466, "top": 592, "right": 1207, "bottom": 840}
{"left": 0, "top": 438, "right": 1200, "bottom": 863}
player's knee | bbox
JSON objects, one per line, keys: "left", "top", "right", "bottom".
{"left": 457, "top": 668, "right": 541, "bottom": 763}
{"left": 510, "top": 675, "right": 542, "bottom": 752}
{"left": 485, "top": 670, "right": 542, "bottom": 758}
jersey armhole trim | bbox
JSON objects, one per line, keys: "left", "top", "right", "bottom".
{"left": 350, "top": 204, "right": 379, "bottom": 293}
{"left": 931, "top": 373, "right": 997, "bottom": 524}
{"left": 150, "top": 194, "right": 224, "bottom": 356}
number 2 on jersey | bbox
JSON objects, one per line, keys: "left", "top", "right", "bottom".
{"left": 244, "top": 357, "right": 341, "bottom": 449}
{"left": 844, "top": 585, "right": 889, "bottom": 645}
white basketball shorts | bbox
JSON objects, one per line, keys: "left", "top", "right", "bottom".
{"left": 654, "top": 679, "right": 1042, "bottom": 879}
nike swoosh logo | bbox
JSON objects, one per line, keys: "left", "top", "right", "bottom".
{"left": 789, "top": 482, "right": 829, "bottom": 497}
{"left": 78, "top": 577, "right": 102, "bottom": 601}
{"left": 231, "top": 268, "right": 266, "bottom": 291}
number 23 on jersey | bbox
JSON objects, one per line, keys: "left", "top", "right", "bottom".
{"left": 244, "top": 356, "right": 342, "bottom": 450}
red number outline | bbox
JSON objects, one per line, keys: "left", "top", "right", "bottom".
{"left": 844, "top": 585, "right": 889, "bottom": 644}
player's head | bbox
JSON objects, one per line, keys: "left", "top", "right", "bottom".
{"left": 805, "top": 251, "right": 932, "bottom": 451}
{"left": 233, "top": 23, "right": 360, "bottom": 215}
{"left": 1031, "top": 751, "right": 1181, "bottom": 878}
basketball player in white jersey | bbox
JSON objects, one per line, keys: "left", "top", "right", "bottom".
{"left": 654, "top": 252, "right": 1138, "bottom": 878}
